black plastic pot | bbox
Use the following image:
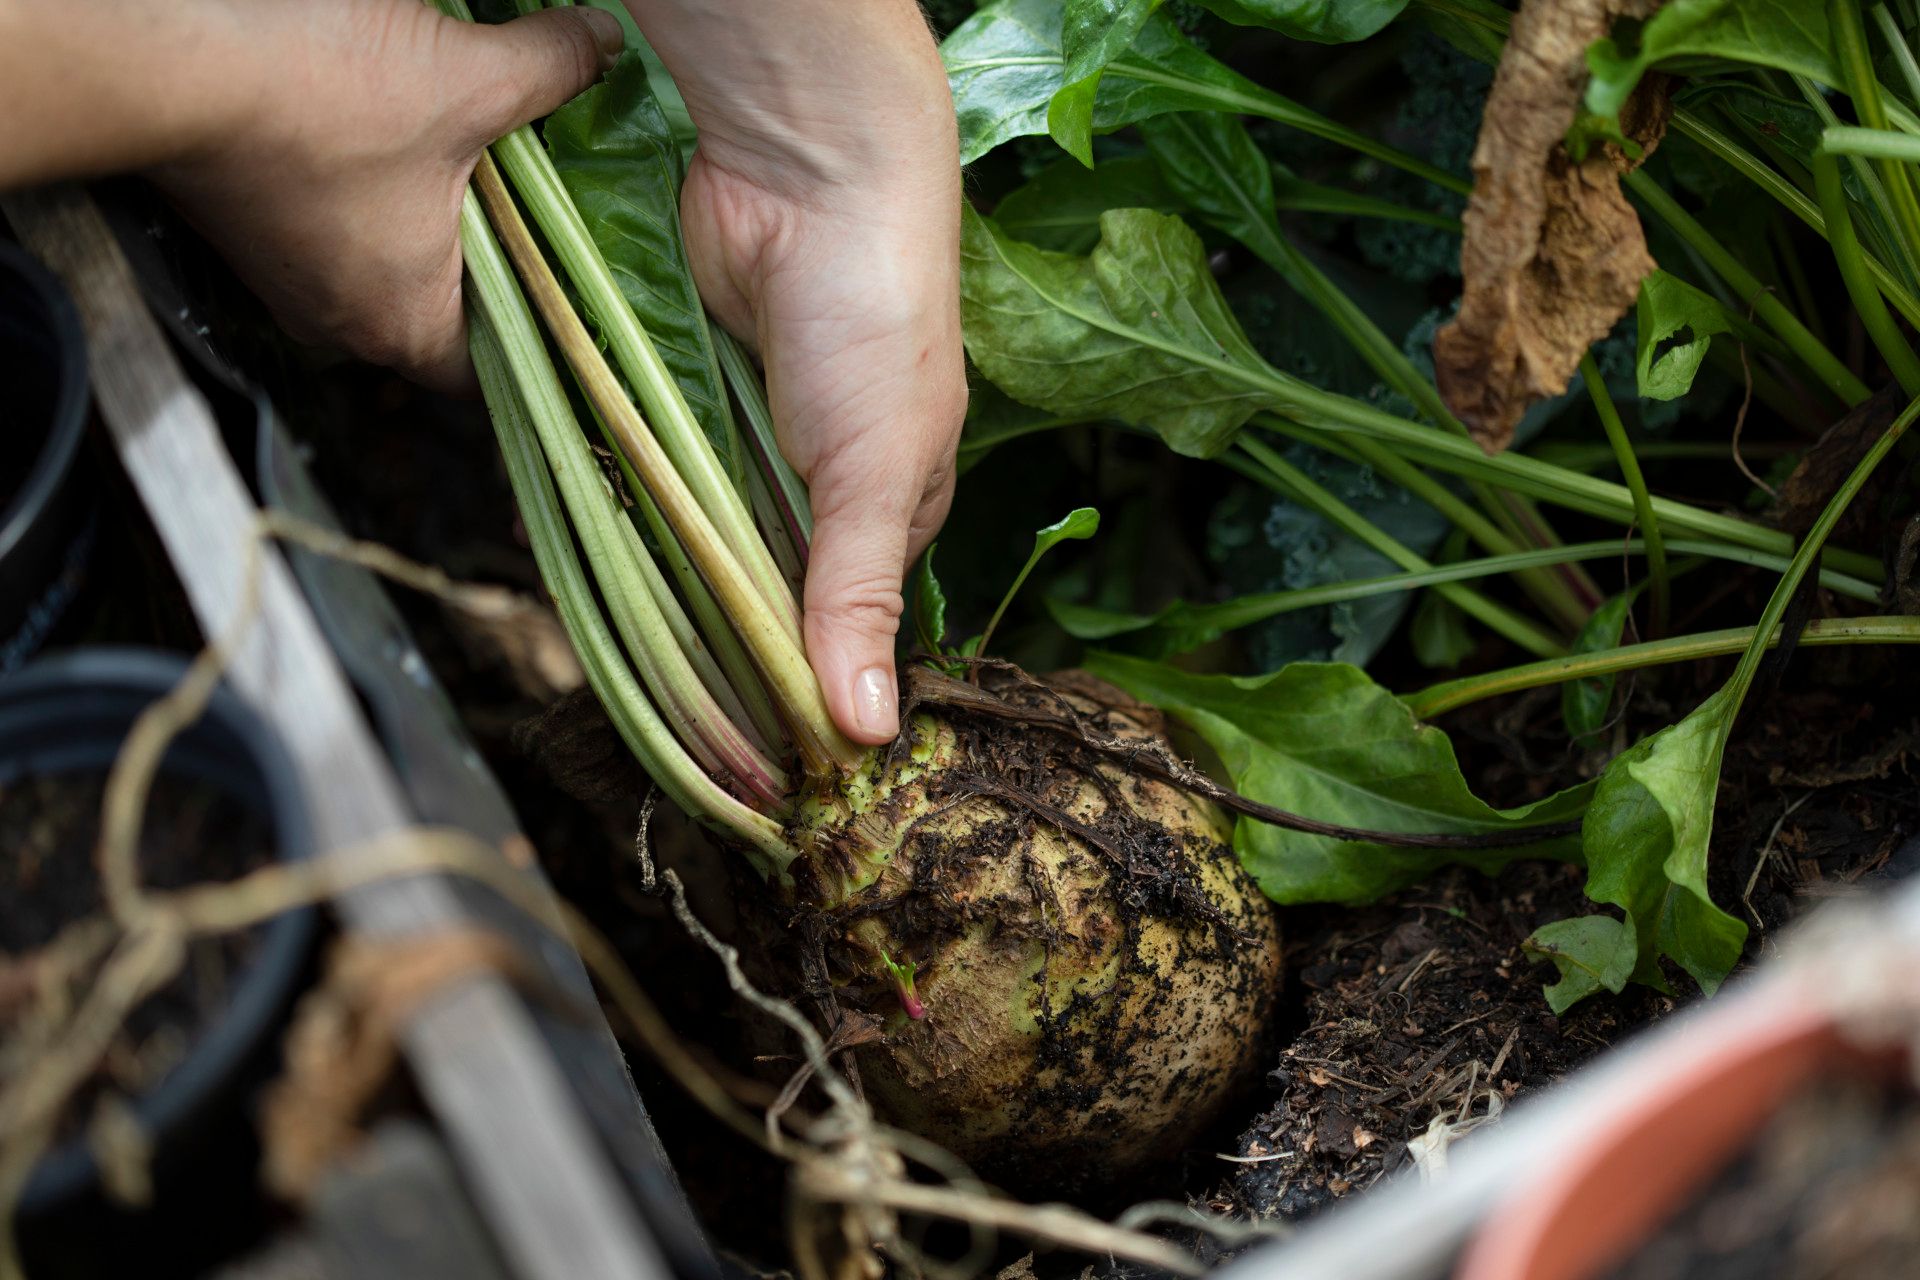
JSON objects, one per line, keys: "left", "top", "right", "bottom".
{"left": 0, "top": 240, "right": 94, "bottom": 673}
{"left": 0, "top": 648, "right": 318, "bottom": 1271}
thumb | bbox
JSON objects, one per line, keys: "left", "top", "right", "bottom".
{"left": 458, "top": 6, "right": 624, "bottom": 144}
{"left": 805, "top": 465, "right": 919, "bottom": 746}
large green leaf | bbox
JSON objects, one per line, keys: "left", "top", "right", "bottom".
{"left": 1586, "top": 0, "right": 1840, "bottom": 123}
{"left": 1087, "top": 654, "right": 1591, "bottom": 904}
{"left": 1193, "top": 0, "right": 1407, "bottom": 44}
{"left": 942, "top": 0, "right": 1354, "bottom": 165}
{"left": 545, "top": 52, "right": 743, "bottom": 485}
{"left": 1543, "top": 691, "right": 1748, "bottom": 1005}
{"left": 1048, "top": 0, "right": 1166, "bottom": 165}
{"left": 994, "top": 155, "right": 1186, "bottom": 252}
{"left": 960, "top": 204, "right": 1279, "bottom": 457}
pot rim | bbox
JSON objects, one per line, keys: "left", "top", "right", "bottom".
{"left": 0, "top": 647, "right": 318, "bottom": 1215}
{"left": 1454, "top": 980, "right": 1885, "bottom": 1280}
{"left": 0, "top": 241, "right": 91, "bottom": 571}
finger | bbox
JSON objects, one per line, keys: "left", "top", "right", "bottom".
{"left": 456, "top": 6, "right": 624, "bottom": 145}
{"left": 804, "top": 454, "right": 922, "bottom": 746}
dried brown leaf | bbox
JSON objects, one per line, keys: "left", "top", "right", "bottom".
{"left": 1434, "top": 0, "right": 1671, "bottom": 452}
{"left": 1771, "top": 382, "right": 1906, "bottom": 541}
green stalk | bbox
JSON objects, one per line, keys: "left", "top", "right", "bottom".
{"left": 1230, "top": 439, "right": 1566, "bottom": 658}
{"left": 1835, "top": 0, "right": 1920, "bottom": 283}
{"left": 468, "top": 293, "right": 788, "bottom": 864}
{"left": 1404, "top": 616, "right": 1920, "bottom": 718}
{"left": 1670, "top": 108, "right": 1920, "bottom": 328}
{"left": 470, "top": 157, "right": 859, "bottom": 775}
{"left": 1341, "top": 435, "right": 1592, "bottom": 630}
{"left": 1796, "top": 75, "right": 1907, "bottom": 275}
{"left": 1813, "top": 147, "right": 1920, "bottom": 394}
{"left": 1580, "top": 355, "right": 1668, "bottom": 635}
{"left": 1149, "top": 107, "right": 1591, "bottom": 630}
{"left": 1720, "top": 393, "right": 1920, "bottom": 709}
{"left": 1063, "top": 538, "right": 1875, "bottom": 648}
{"left": 459, "top": 193, "right": 789, "bottom": 810}
{"left": 430, "top": 0, "right": 802, "bottom": 646}
{"left": 1249, "top": 414, "right": 1883, "bottom": 584}
{"left": 1626, "top": 169, "right": 1872, "bottom": 406}
{"left": 1872, "top": 5, "right": 1920, "bottom": 106}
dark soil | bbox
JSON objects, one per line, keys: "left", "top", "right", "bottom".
{"left": 1604, "top": 1072, "right": 1920, "bottom": 1280}
{"left": 1205, "top": 663, "right": 1920, "bottom": 1228}
{"left": 0, "top": 768, "right": 272, "bottom": 1129}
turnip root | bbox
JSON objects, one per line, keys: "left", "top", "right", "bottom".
{"left": 789, "top": 671, "right": 1281, "bottom": 1190}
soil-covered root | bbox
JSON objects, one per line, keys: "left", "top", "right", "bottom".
{"left": 789, "top": 669, "right": 1284, "bottom": 1194}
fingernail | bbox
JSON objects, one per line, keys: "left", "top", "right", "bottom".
{"left": 581, "top": 9, "right": 625, "bottom": 69}
{"left": 854, "top": 667, "right": 898, "bottom": 740}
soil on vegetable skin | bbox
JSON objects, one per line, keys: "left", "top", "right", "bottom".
{"left": 0, "top": 768, "right": 272, "bottom": 1136}
{"left": 785, "top": 668, "right": 1284, "bottom": 1198}
{"left": 1604, "top": 1071, "right": 1920, "bottom": 1280}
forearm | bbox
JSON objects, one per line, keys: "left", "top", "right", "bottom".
{"left": 622, "top": 0, "right": 951, "bottom": 195}
{"left": 0, "top": 0, "right": 258, "bottom": 188}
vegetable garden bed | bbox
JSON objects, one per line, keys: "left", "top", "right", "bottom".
{"left": 11, "top": 0, "right": 1920, "bottom": 1276}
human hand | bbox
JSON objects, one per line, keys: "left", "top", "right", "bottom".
{"left": 650, "top": 0, "right": 967, "bottom": 746}
{"left": 147, "top": 0, "right": 624, "bottom": 393}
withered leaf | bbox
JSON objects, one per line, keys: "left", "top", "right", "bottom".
{"left": 1771, "top": 382, "right": 1906, "bottom": 541}
{"left": 1434, "top": 0, "right": 1671, "bottom": 453}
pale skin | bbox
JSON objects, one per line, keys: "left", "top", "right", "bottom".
{"left": 0, "top": 0, "right": 966, "bottom": 747}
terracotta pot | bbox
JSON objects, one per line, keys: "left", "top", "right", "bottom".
{"left": 1456, "top": 979, "right": 1902, "bottom": 1280}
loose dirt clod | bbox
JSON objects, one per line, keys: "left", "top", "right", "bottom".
{"left": 1434, "top": 0, "right": 1670, "bottom": 451}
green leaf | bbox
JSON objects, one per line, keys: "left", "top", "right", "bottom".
{"left": 1086, "top": 654, "right": 1591, "bottom": 904}
{"left": 1562, "top": 588, "right": 1636, "bottom": 743}
{"left": 993, "top": 155, "right": 1186, "bottom": 252}
{"left": 545, "top": 52, "right": 744, "bottom": 486}
{"left": 960, "top": 204, "right": 1279, "bottom": 458}
{"left": 1525, "top": 914, "right": 1636, "bottom": 1013}
{"left": 1635, "top": 271, "right": 1735, "bottom": 401}
{"left": 1137, "top": 111, "right": 1460, "bottom": 428}
{"left": 1565, "top": 691, "right": 1746, "bottom": 999}
{"left": 978, "top": 507, "right": 1103, "bottom": 655}
{"left": 957, "top": 382, "right": 1084, "bottom": 475}
{"left": 1192, "top": 0, "right": 1407, "bottom": 44}
{"left": 1541, "top": 393, "right": 1920, "bottom": 1010}
{"left": 1586, "top": 0, "right": 1840, "bottom": 125}
{"left": 1410, "top": 591, "right": 1476, "bottom": 670}
{"left": 1047, "top": 0, "right": 1165, "bottom": 166}
{"left": 913, "top": 545, "right": 950, "bottom": 655}
{"left": 943, "top": 0, "right": 1374, "bottom": 167}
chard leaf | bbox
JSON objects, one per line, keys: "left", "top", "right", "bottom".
{"left": 975, "top": 507, "right": 1102, "bottom": 654}
{"left": 960, "top": 204, "right": 1278, "bottom": 458}
{"left": 1634, "top": 271, "right": 1735, "bottom": 401}
{"left": 1526, "top": 914, "right": 1636, "bottom": 1013}
{"left": 913, "top": 545, "right": 950, "bottom": 654}
{"left": 994, "top": 155, "right": 1186, "bottom": 252}
{"left": 1533, "top": 393, "right": 1920, "bottom": 1010}
{"left": 1048, "top": 0, "right": 1166, "bottom": 166}
{"left": 942, "top": 0, "right": 1358, "bottom": 165}
{"left": 1191, "top": 0, "right": 1408, "bottom": 44}
{"left": 1586, "top": 0, "right": 1840, "bottom": 125}
{"left": 545, "top": 52, "right": 744, "bottom": 487}
{"left": 1562, "top": 587, "right": 1637, "bottom": 743}
{"left": 1086, "top": 654, "right": 1591, "bottom": 904}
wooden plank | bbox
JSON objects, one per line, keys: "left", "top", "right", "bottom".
{"left": 3, "top": 185, "right": 668, "bottom": 1280}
